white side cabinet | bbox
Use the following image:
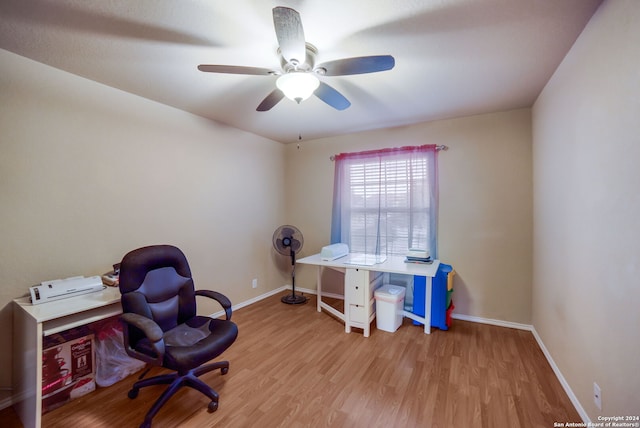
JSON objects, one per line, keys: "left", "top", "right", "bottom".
{"left": 12, "top": 287, "right": 122, "bottom": 428}
{"left": 344, "top": 268, "right": 383, "bottom": 337}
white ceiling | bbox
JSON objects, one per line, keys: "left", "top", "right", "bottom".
{"left": 0, "top": 0, "right": 602, "bottom": 143}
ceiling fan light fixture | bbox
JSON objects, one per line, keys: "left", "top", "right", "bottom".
{"left": 276, "top": 72, "right": 320, "bottom": 104}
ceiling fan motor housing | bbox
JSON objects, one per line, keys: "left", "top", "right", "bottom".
{"left": 279, "top": 43, "right": 318, "bottom": 73}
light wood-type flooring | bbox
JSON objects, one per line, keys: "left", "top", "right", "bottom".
{"left": 4, "top": 291, "right": 580, "bottom": 427}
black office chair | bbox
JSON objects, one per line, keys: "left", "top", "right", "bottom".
{"left": 118, "top": 245, "right": 238, "bottom": 428}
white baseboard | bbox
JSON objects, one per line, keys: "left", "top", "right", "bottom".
{"left": 265, "top": 284, "right": 345, "bottom": 301}
{"left": 289, "top": 286, "right": 345, "bottom": 301}
{"left": 233, "top": 286, "right": 289, "bottom": 311}
{"left": 285, "top": 285, "right": 316, "bottom": 296}
{"left": 0, "top": 393, "right": 13, "bottom": 411}
{"left": 209, "top": 286, "right": 289, "bottom": 318}
{"left": 451, "top": 313, "right": 533, "bottom": 331}
{"left": 530, "top": 327, "right": 590, "bottom": 424}
{"left": 210, "top": 285, "right": 321, "bottom": 318}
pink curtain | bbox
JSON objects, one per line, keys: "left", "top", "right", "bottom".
{"left": 331, "top": 144, "right": 439, "bottom": 258}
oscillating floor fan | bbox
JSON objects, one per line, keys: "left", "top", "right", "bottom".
{"left": 273, "top": 225, "right": 307, "bottom": 305}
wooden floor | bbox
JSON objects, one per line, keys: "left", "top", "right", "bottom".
{"left": 4, "top": 291, "right": 580, "bottom": 428}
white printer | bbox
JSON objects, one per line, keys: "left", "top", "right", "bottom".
{"left": 320, "top": 243, "right": 349, "bottom": 261}
{"left": 29, "top": 276, "right": 105, "bottom": 305}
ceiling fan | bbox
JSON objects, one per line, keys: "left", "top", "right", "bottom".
{"left": 197, "top": 6, "right": 395, "bottom": 112}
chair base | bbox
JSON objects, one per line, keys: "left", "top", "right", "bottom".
{"left": 129, "top": 361, "right": 229, "bottom": 428}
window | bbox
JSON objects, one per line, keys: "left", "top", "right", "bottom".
{"left": 331, "top": 145, "right": 439, "bottom": 258}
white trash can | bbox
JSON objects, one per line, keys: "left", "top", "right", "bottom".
{"left": 374, "top": 285, "right": 406, "bottom": 332}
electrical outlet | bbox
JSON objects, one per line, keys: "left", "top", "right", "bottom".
{"left": 252, "top": 278, "right": 258, "bottom": 289}
{"left": 594, "top": 382, "right": 602, "bottom": 410}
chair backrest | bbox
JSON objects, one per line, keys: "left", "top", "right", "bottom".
{"left": 119, "top": 245, "right": 197, "bottom": 340}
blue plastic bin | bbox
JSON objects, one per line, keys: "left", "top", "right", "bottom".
{"left": 412, "top": 263, "right": 453, "bottom": 330}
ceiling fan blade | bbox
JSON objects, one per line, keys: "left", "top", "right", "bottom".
{"left": 316, "top": 55, "right": 395, "bottom": 76}
{"left": 198, "top": 64, "right": 277, "bottom": 76}
{"left": 273, "top": 7, "right": 306, "bottom": 65}
{"left": 314, "top": 82, "right": 351, "bottom": 110}
{"left": 257, "top": 89, "right": 285, "bottom": 111}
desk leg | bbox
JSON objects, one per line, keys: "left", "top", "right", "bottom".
{"left": 316, "top": 266, "right": 322, "bottom": 313}
{"left": 363, "top": 277, "right": 371, "bottom": 338}
{"left": 344, "top": 268, "right": 351, "bottom": 334}
{"left": 14, "top": 303, "right": 42, "bottom": 428}
{"left": 424, "top": 276, "right": 432, "bottom": 334}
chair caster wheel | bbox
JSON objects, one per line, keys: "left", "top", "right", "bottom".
{"left": 221, "top": 367, "right": 229, "bottom": 375}
{"left": 128, "top": 388, "right": 139, "bottom": 399}
{"left": 208, "top": 401, "right": 218, "bottom": 413}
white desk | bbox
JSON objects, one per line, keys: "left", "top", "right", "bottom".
{"left": 298, "top": 253, "right": 440, "bottom": 336}
{"left": 13, "top": 287, "right": 122, "bottom": 428}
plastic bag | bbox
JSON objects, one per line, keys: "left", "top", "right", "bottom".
{"left": 94, "top": 320, "right": 146, "bottom": 387}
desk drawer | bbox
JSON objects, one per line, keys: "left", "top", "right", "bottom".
{"left": 349, "top": 299, "right": 377, "bottom": 324}
{"left": 346, "top": 269, "right": 383, "bottom": 305}
{"left": 349, "top": 304, "right": 366, "bottom": 323}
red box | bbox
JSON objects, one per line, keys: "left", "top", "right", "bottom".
{"left": 445, "top": 301, "right": 455, "bottom": 328}
{"left": 42, "top": 333, "right": 96, "bottom": 413}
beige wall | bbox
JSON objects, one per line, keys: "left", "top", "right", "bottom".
{"left": 0, "top": 50, "right": 288, "bottom": 399}
{"left": 532, "top": 0, "right": 640, "bottom": 419}
{"left": 286, "top": 108, "right": 533, "bottom": 324}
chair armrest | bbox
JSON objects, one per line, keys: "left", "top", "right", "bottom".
{"left": 195, "top": 290, "right": 233, "bottom": 320}
{"left": 120, "top": 313, "right": 165, "bottom": 366}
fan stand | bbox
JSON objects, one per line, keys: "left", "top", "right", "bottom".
{"left": 281, "top": 248, "right": 307, "bottom": 305}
